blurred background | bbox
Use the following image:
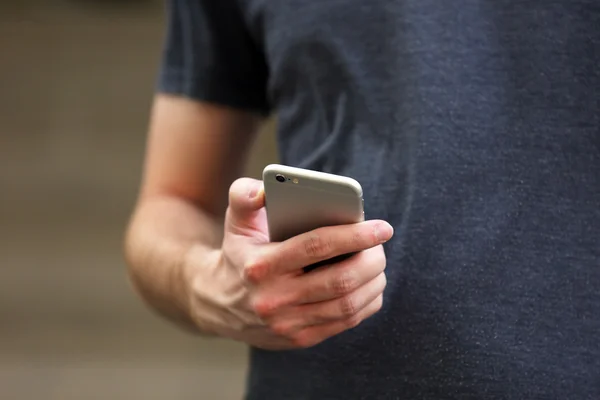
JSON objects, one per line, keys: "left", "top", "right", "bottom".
{"left": 0, "top": 1, "right": 277, "bottom": 399}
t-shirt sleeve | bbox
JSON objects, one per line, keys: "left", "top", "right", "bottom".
{"left": 157, "top": 0, "right": 270, "bottom": 114}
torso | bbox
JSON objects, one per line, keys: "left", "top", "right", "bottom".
{"left": 239, "top": 1, "right": 600, "bottom": 398}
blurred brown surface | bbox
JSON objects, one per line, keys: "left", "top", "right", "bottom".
{"left": 0, "top": 2, "right": 278, "bottom": 399}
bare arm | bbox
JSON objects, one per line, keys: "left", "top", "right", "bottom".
{"left": 125, "top": 94, "right": 391, "bottom": 348}
{"left": 124, "top": 94, "right": 262, "bottom": 332}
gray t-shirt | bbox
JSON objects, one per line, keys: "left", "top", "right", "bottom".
{"left": 158, "top": 1, "right": 600, "bottom": 398}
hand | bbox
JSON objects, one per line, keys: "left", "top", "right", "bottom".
{"left": 184, "top": 178, "right": 394, "bottom": 350}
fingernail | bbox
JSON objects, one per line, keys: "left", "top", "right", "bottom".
{"left": 374, "top": 222, "right": 394, "bottom": 243}
{"left": 248, "top": 183, "right": 260, "bottom": 199}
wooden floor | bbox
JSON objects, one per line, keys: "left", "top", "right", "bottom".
{"left": 0, "top": 2, "right": 277, "bottom": 399}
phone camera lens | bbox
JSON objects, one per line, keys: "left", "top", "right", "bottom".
{"left": 275, "top": 174, "right": 286, "bottom": 183}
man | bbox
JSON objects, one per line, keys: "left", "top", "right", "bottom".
{"left": 125, "top": 0, "right": 600, "bottom": 398}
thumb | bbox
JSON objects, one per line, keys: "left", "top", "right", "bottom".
{"left": 227, "top": 177, "right": 265, "bottom": 228}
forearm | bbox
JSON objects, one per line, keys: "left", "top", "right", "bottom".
{"left": 124, "top": 194, "right": 223, "bottom": 333}
{"left": 126, "top": 95, "right": 263, "bottom": 333}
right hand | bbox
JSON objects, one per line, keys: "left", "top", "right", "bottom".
{"left": 184, "top": 178, "right": 394, "bottom": 350}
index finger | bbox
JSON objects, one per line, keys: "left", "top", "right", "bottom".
{"left": 244, "top": 220, "right": 393, "bottom": 282}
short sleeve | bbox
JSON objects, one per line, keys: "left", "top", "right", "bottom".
{"left": 157, "top": 0, "right": 270, "bottom": 115}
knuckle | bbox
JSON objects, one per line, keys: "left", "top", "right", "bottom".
{"left": 252, "top": 296, "right": 279, "bottom": 319}
{"left": 303, "top": 233, "right": 333, "bottom": 259}
{"left": 374, "top": 295, "right": 384, "bottom": 312}
{"left": 291, "top": 332, "right": 316, "bottom": 349}
{"left": 331, "top": 271, "right": 358, "bottom": 295}
{"left": 375, "top": 248, "right": 388, "bottom": 270}
{"left": 379, "top": 272, "right": 388, "bottom": 291}
{"left": 344, "top": 314, "right": 363, "bottom": 329}
{"left": 362, "top": 246, "right": 386, "bottom": 271}
{"left": 243, "top": 259, "right": 267, "bottom": 284}
{"left": 269, "top": 322, "right": 294, "bottom": 337}
{"left": 339, "top": 295, "right": 358, "bottom": 317}
{"left": 355, "top": 224, "right": 378, "bottom": 247}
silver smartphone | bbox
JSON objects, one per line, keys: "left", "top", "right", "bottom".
{"left": 263, "top": 164, "right": 365, "bottom": 271}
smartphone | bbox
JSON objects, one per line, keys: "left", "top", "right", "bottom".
{"left": 262, "top": 164, "right": 365, "bottom": 271}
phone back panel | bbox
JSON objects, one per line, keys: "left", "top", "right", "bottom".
{"left": 263, "top": 164, "right": 364, "bottom": 242}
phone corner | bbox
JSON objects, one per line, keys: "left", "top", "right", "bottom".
{"left": 346, "top": 177, "right": 364, "bottom": 198}
{"left": 262, "top": 163, "right": 280, "bottom": 180}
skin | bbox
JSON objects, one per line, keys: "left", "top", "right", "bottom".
{"left": 125, "top": 94, "right": 394, "bottom": 350}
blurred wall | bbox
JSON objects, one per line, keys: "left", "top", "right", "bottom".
{"left": 0, "top": 2, "right": 277, "bottom": 399}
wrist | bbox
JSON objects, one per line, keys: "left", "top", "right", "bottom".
{"left": 180, "top": 243, "right": 223, "bottom": 336}
{"left": 124, "top": 195, "right": 225, "bottom": 334}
